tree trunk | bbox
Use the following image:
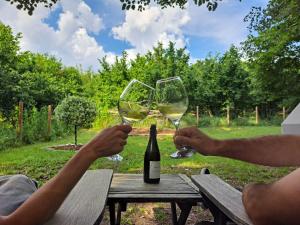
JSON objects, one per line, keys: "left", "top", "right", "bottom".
{"left": 75, "top": 125, "right": 77, "bottom": 146}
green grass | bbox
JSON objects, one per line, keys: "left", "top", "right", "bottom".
{"left": 0, "top": 126, "right": 292, "bottom": 189}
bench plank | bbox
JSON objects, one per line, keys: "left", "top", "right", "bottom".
{"left": 191, "top": 174, "right": 253, "bottom": 225}
{"left": 45, "top": 169, "right": 113, "bottom": 225}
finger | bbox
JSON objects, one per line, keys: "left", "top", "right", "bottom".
{"left": 118, "top": 131, "right": 129, "bottom": 139}
{"left": 115, "top": 130, "right": 128, "bottom": 138}
{"left": 120, "top": 140, "right": 127, "bottom": 146}
{"left": 177, "top": 127, "right": 202, "bottom": 137}
{"left": 174, "top": 136, "right": 194, "bottom": 147}
{"left": 116, "top": 124, "right": 132, "bottom": 133}
{"left": 175, "top": 127, "right": 193, "bottom": 137}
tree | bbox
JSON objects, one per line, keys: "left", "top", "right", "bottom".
{"left": 8, "top": 0, "right": 241, "bottom": 15}
{"left": 0, "top": 23, "right": 22, "bottom": 122}
{"left": 243, "top": 0, "right": 300, "bottom": 110}
{"left": 54, "top": 96, "right": 96, "bottom": 146}
{"left": 218, "top": 46, "right": 251, "bottom": 116}
{"left": 189, "top": 55, "right": 221, "bottom": 115}
{"left": 17, "top": 52, "right": 83, "bottom": 109}
{"left": 93, "top": 52, "right": 130, "bottom": 108}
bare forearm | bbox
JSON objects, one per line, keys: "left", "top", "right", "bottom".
{"left": 215, "top": 135, "right": 300, "bottom": 166}
{"left": 5, "top": 147, "right": 96, "bottom": 225}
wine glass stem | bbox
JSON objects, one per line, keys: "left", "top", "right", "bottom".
{"left": 174, "top": 120, "right": 180, "bottom": 131}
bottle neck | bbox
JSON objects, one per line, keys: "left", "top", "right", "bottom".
{"left": 147, "top": 130, "right": 157, "bottom": 152}
{"left": 150, "top": 128, "right": 157, "bottom": 140}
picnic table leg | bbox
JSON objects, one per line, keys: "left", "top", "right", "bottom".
{"left": 176, "top": 202, "right": 192, "bottom": 225}
{"left": 116, "top": 202, "right": 127, "bottom": 225}
{"left": 201, "top": 195, "right": 229, "bottom": 225}
{"left": 109, "top": 201, "right": 115, "bottom": 225}
{"left": 171, "top": 202, "right": 178, "bottom": 225}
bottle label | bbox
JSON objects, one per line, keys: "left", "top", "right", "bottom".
{"left": 149, "top": 161, "right": 160, "bottom": 179}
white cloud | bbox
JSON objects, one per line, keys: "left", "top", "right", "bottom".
{"left": 112, "top": 6, "right": 190, "bottom": 58}
{"left": 184, "top": 1, "right": 251, "bottom": 46}
{"left": 0, "top": 0, "right": 267, "bottom": 68}
{"left": 0, "top": 0, "right": 113, "bottom": 70}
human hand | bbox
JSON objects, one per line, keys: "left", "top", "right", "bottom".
{"left": 174, "top": 127, "right": 219, "bottom": 156}
{"left": 82, "top": 125, "right": 132, "bottom": 159}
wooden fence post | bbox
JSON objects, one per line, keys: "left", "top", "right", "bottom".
{"left": 196, "top": 106, "right": 199, "bottom": 126}
{"left": 17, "top": 101, "right": 24, "bottom": 139}
{"left": 226, "top": 106, "right": 230, "bottom": 126}
{"left": 283, "top": 107, "right": 286, "bottom": 120}
{"left": 255, "top": 106, "right": 259, "bottom": 124}
{"left": 47, "top": 105, "right": 52, "bottom": 138}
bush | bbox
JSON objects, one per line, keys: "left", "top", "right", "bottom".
{"left": 22, "top": 107, "right": 72, "bottom": 144}
{"left": 22, "top": 107, "right": 48, "bottom": 144}
{"left": 0, "top": 123, "right": 19, "bottom": 150}
{"left": 0, "top": 107, "right": 73, "bottom": 149}
{"left": 55, "top": 96, "right": 97, "bottom": 145}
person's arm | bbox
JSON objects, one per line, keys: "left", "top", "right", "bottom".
{"left": 0, "top": 125, "right": 131, "bottom": 225}
{"left": 174, "top": 127, "right": 300, "bottom": 166}
{"left": 242, "top": 168, "right": 300, "bottom": 225}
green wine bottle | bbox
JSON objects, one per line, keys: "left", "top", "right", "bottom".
{"left": 144, "top": 124, "right": 161, "bottom": 184}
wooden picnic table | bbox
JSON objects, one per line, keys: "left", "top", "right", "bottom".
{"left": 107, "top": 173, "right": 202, "bottom": 225}
{"left": 45, "top": 169, "right": 113, "bottom": 225}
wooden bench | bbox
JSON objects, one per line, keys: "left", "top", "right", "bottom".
{"left": 191, "top": 169, "right": 253, "bottom": 225}
{"left": 45, "top": 169, "right": 113, "bottom": 225}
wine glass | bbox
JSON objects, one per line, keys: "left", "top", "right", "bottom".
{"left": 156, "top": 76, "right": 194, "bottom": 158}
{"left": 108, "top": 79, "right": 155, "bottom": 161}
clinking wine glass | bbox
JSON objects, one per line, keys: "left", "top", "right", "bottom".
{"left": 108, "top": 79, "right": 155, "bottom": 162}
{"left": 156, "top": 76, "right": 194, "bottom": 158}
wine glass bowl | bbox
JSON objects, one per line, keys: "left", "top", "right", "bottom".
{"left": 118, "top": 79, "right": 154, "bottom": 124}
{"left": 109, "top": 79, "right": 154, "bottom": 162}
{"left": 118, "top": 100, "right": 150, "bottom": 124}
{"left": 156, "top": 76, "right": 194, "bottom": 158}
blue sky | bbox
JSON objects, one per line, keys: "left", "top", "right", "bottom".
{"left": 0, "top": 0, "right": 268, "bottom": 70}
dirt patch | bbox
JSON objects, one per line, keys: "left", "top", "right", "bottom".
{"left": 47, "top": 144, "right": 83, "bottom": 151}
{"left": 47, "top": 129, "right": 173, "bottom": 152}
{"left": 130, "top": 128, "right": 174, "bottom": 136}
{"left": 100, "top": 203, "right": 213, "bottom": 225}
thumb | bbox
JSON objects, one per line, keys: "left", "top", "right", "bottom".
{"left": 174, "top": 136, "right": 195, "bottom": 147}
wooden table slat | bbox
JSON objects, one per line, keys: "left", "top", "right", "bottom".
{"left": 191, "top": 174, "right": 253, "bottom": 225}
{"left": 108, "top": 173, "right": 202, "bottom": 201}
{"left": 46, "top": 170, "right": 113, "bottom": 225}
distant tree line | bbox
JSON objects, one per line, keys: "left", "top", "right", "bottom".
{"left": 0, "top": 0, "right": 299, "bottom": 126}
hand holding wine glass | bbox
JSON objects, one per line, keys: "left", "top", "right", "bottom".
{"left": 108, "top": 79, "right": 154, "bottom": 161}
{"left": 156, "top": 76, "right": 194, "bottom": 158}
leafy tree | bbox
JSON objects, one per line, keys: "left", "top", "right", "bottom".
{"left": 0, "top": 69, "right": 20, "bottom": 123}
{"left": 18, "top": 52, "right": 83, "bottom": 109}
{"left": 93, "top": 52, "right": 130, "bottom": 108}
{"left": 55, "top": 96, "right": 96, "bottom": 145}
{"left": 189, "top": 55, "right": 221, "bottom": 115}
{"left": 243, "top": 0, "right": 300, "bottom": 110}
{"left": 8, "top": 0, "right": 241, "bottom": 15}
{"left": 129, "top": 42, "right": 190, "bottom": 88}
{"left": 120, "top": 0, "right": 231, "bottom": 11}
{"left": 0, "top": 23, "right": 21, "bottom": 122}
{"left": 0, "top": 23, "right": 21, "bottom": 70}
{"left": 218, "top": 46, "right": 251, "bottom": 116}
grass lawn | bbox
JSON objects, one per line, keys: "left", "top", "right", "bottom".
{"left": 0, "top": 126, "right": 294, "bottom": 224}
{"left": 0, "top": 126, "right": 293, "bottom": 189}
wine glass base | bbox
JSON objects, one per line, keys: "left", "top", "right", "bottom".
{"left": 170, "top": 150, "right": 194, "bottom": 159}
{"left": 107, "top": 154, "right": 123, "bottom": 162}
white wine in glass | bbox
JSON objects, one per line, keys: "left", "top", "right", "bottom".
{"left": 118, "top": 101, "right": 149, "bottom": 124}
{"left": 156, "top": 76, "right": 194, "bottom": 158}
{"left": 108, "top": 79, "right": 154, "bottom": 162}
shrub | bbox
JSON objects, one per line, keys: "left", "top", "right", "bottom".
{"left": 22, "top": 107, "right": 48, "bottom": 144}
{"left": 55, "top": 96, "right": 97, "bottom": 145}
{"left": 21, "top": 107, "right": 72, "bottom": 144}
{"left": 0, "top": 123, "right": 19, "bottom": 150}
